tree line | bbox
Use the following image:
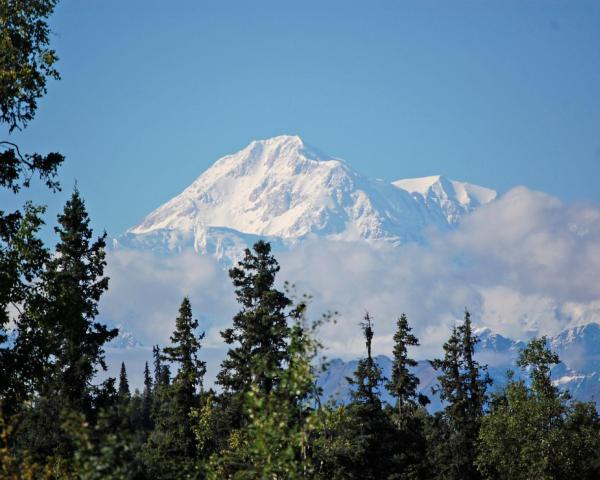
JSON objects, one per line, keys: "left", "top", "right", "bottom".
{"left": 2, "top": 1, "right": 600, "bottom": 478}
{"left": 2, "top": 207, "right": 600, "bottom": 479}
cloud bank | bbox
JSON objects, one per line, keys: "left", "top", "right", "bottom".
{"left": 100, "top": 187, "right": 600, "bottom": 374}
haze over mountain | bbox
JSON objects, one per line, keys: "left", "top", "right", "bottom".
{"left": 114, "top": 135, "right": 496, "bottom": 263}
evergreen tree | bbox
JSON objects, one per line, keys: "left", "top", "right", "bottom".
{"left": 430, "top": 309, "right": 490, "bottom": 480}
{"left": 461, "top": 311, "right": 489, "bottom": 423}
{"left": 143, "top": 298, "right": 206, "bottom": 478}
{"left": 118, "top": 362, "right": 130, "bottom": 402}
{"left": 10, "top": 190, "right": 117, "bottom": 463}
{"left": 217, "top": 240, "right": 292, "bottom": 427}
{"left": 386, "top": 313, "right": 428, "bottom": 417}
{"left": 316, "top": 313, "right": 398, "bottom": 479}
{"left": 150, "top": 344, "right": 170, "bottom": 417}
{"left": 152, "top": 344, "right": 162, "bottom": 387}
{"left": 385, "top": 313, "right": 430, "bottom": 479}
{"left": 41, "top": 189, "right": 117, "bottom": 412}
{"left": 162, "top": 297, "right": 206, "bottom": 406}
{"left": 207, "top": 300, "right": 322, "bottom": 479}
{"left": 348, "top": 313, "right": 384, "bottom": 407}
{"left": 141, "top": 361, "right": 153, "bottom": 431}
{"left": 159, "top": 364, "right": 171, "bottom": 388}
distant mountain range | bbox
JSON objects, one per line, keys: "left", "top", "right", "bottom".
{"left": 113, "top": 135, "right": 496, "bottom": 263}
{"left": 318, "top": 324, "right": 600, "bottom": 409}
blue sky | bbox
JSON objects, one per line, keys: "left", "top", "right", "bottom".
{"left": 4, "top": 0, "right": 600, "bottom": 237}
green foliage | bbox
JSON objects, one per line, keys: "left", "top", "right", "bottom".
{"left": 207, "top": 299, "right": 322, "bottom": 479}
{"left": 384, "top": 314, "right": 430, "bottom": 479}
{"left": 348, "top": 313, "right": 384, "bottom": 407}
{"left": 8, "top": 191, "right": 117, "bottom": 467}
{"left": 477, "top": 338, "right": 600, "bottom": 480}
{"left": 0, "top": 0, "right": 64, "bottom": 419}
{"left": 142, "top": 298, "right": 206, "bottom": 479}
{"left": 0, "top": 202, "right": 48, "bottom": 411}
{"left": 140, "top": 362, "right": 153, "bottom": 432}
{"left": 118, "top": 362, "right": 130, "bottom": 403}
{"left": 190, "top": 392, "right": 221, "bottom": 460}
{"left": 4, "top": 225, "right": 600, "bottom": 480}
{"left": 218, "top": 241, "right": 291, "bottom": 397}
{"left": 38, "top": 189, "right": 117, "bottom": 411}
{"left": 386, "top": 313, "right": 429, "bottom": 418}
{"left": 65, "top": 409, "right": 145, "bottom": 480}
{"left": 162, "top": 297, "right": 206, "bottom": 404}
{"left": 0, "top": 143, "right": 63, "bottom": 193}
{"left": 0, "top": 0, "right": 60, "bottom": 131}
{"left": 313, "top": 313, "right": 404, "bottom": 479}
{"left": 0, "top": 410, "right": 69, "bottom": 479}
{"left": 430, "top": 310, "right": 491, "bottom": 480}
{"left": 517, "top": 335, "right": 560, "bottom": 398}
{"left": 217, "top": 240, "right": 293, "bottom": 438}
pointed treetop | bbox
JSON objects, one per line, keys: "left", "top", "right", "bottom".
{"left": 118, "top": 362, "right": 130, "bottom": 399}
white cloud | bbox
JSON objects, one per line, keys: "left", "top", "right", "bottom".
{"left": 100, "top": 187, "right": 600, "bottom": 373}
{"left": 100, "top": 249, "right": 236, "bottom": 345}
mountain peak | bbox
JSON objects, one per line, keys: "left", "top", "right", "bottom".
{"left": 393, "top": 175, "right": 446, "bottom": 194}
{"left": 393, "top": 175, "right": 497, "bottom": 224}
{"left": 254, "top": 134, "right": 304, "bottom": 147}
{"left": 120, "top": 138, "right": 497, "bottom": 259}
{"left": 201, "top": 135, "right": 337, "bottom": 181}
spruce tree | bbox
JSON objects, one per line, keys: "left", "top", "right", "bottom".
{"left": 207, "top": 299, "right": 323, "bottom": 479}
{"left": 461, "top": 311, "right": 489, "bottom": 423}
{"left": 152, "top": 344, "right": 162, "bottom": 387}
{"left": 143, "top": 298, "right": 206, "bottom": 478}
{"left": 430, "top": 309, "right": 490, "bottom": 480}
{"left": 348, "top": 313, "right": 384, "bottom": 407}
{"left": 385, "top": 313, "right": 430, "bottom": 479}
{"left": 118, "top": 362, "right": 130, "bottom": 402}
{"left": 150, "top": 344, "right": 170, "bottom": 416}
{"left": 141, "top": 361, "right": 153, "bottom": 430}
{"left": 40, "top": 189, "right": 117, "bottom": 412}
{"left": 11, "top": 189, "right": 117, "bottom": 462}
{"left": 386, "top": 313, "right": 428, "bottom": 417}
{"left": 216, "top": 240, "right": 292, "bottom": 427}
{"left": 16, "top": 189, "right": 117, "bottom": 414}
{"left": 162, "top": 297, "right": 206, "bottom": 405}
{"left": 320, "top": 313, "right": 398, "bottom": 479}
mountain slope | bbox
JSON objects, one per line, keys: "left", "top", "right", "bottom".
{"left": 393, "top": 175, "right": 497, "bottom": 225}
{"left": 114, "top": 135, "right": 497, "bottom": 261}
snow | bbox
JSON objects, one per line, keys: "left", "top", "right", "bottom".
{"left": 393, "top": 175, "right": 497, "bottom": 224}
{"left": 116, "top": 135, "right": 498, "bottom": 261}
{"left": 392, "top": 175, "right": 445, "bottom": 196}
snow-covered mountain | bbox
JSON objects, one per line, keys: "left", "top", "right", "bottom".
{"left": 107, "top": 324, "right": 144, "bottom": 349}
{"left": 393, "top": 175, "right": 497, "bottom": 225}
{"left": 114, "top": 135, "right": 496, "bottom": 262}
{"left": 106, "top": 135, "right": 600, "bottom": 405}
